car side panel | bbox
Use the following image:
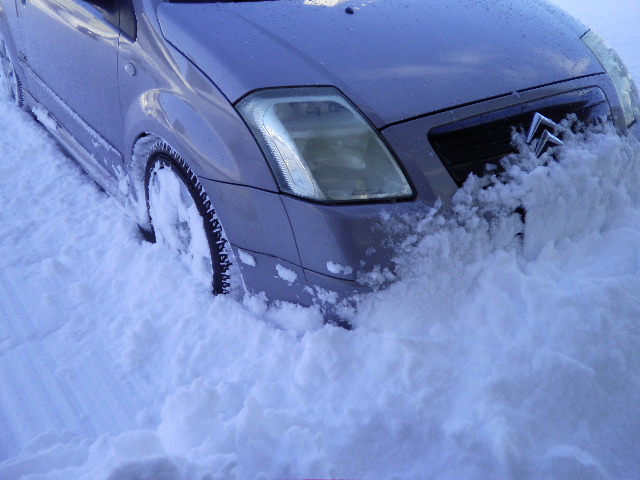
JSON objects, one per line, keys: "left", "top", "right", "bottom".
{"left": 116, "top": 0, "right": 299, "bottom": 276}
{"left": 0, "top": 0, "right": 26, "bottom": 83}
{"left": 118, "top": 1, "right": 278, "bottom": 192}
{"left": 16, "top": 0, "right": 123, "bottom": 173}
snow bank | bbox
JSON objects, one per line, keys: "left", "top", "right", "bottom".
{"left": 2, "top": 95, "right": 640, "bottom": 479}
{"left": 349, "top": 125, "right": 640, "bottom": 478}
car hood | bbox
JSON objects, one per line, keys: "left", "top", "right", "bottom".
{"left": 157, "top": 0, "right": 602, "bottom": 128}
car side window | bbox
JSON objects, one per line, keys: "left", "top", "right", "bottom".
{"left": 84, "top": 0, "right": 136, "bottom": 40}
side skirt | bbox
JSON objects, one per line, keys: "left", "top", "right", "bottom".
{"left": 23, "top": 90, "right": 126, "bottom": 204}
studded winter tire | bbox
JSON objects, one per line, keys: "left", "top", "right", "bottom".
{"left": 145, "top": 143, "right": 230, "bottom": 294}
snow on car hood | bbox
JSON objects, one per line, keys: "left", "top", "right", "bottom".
{"left": 157, "top": 0, "right": 602, "bottom": 128}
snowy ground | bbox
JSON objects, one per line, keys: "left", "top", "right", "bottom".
{"left": 1, "top": 1, "right": 640, "bottom": 479}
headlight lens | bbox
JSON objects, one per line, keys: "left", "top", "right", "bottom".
{"left": 237, "top": 87, "right": 413, "bottom": 202}
{"left": 582, "top": 29, "right": 640, "bottom": 127}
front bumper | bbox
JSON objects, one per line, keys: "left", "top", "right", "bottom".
{"left": 199, "top": 176, "right": 424, "bottom": 309}
{"left": 199, "top": 74, "right": 640, "bottom": 312}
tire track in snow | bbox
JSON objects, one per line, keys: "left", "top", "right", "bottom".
{"left": 0, "top": 269, "right": 93, "bottom": 461}
{"left": 0, "top": 263, "right": 149, "bottom": 468}
{"left": 0, "top": 98, "right": 159, "bottom": 472}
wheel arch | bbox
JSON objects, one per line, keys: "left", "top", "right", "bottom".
{"left": 121, "top": 85, "right": 281, "bottom": 225}
{"left": 121, "top": 88, "right": 278, "bottom": 181}
{"left": 118, "top": 52, "right": 301, "bottom": 273}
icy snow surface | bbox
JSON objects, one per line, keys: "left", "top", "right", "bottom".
{"left": 237, "top": 250, "right": 256, "bottom": 268}
{"left": 275, "top": 264, "right": 297, "bottom": 284}
{"left": 326, "top": 261, "right": 353, "bottom": 276}
{"left": 0, "top": 1, "right": 640, "bottom": 479}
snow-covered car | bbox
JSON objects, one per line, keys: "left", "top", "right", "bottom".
{"left": 0, "top": 0, "right": 638, "bottom": 313}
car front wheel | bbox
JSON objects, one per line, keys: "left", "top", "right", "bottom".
{"left": 145, "top": 143, "right": 230, "bottom": 294}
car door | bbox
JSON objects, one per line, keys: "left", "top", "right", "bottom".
{"left": 16, "top": 0, "right": 123, "bottom": 175}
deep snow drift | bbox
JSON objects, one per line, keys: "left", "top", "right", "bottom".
{"left": 1, "top": 1, "right": 640, "bottom": 479}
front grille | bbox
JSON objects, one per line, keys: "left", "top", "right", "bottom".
{"left": 428, "top": 88, "right": 610, "bottom": 186}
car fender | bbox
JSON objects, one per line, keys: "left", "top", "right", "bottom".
{"left": 117, "top": 24, "right": 279, "bottom": 200}
{"left": 122, "top": 86, "right": 278, "bottom": 183}
{"left": 120, "top": 85, "right": 280, "bottom": 228}
{"left": 121, "top": 91, "right": 302, "bottom": 266}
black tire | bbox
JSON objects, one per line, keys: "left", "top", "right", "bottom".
{"left": 144, "top": 142, "right": 230, "bottom": 294}
{"left": 0, "top": 40, "right": 23, "bottom": 107}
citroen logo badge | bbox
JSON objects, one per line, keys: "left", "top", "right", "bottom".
{"left": 526, "top": 112, "right": 565, "bottom": 157}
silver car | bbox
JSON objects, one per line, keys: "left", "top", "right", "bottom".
{"left": 1, "top": 0, "right": 638, "bottom": 318}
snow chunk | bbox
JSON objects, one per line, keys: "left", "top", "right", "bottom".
{"left": 276, "top": 264, "right": 297, "bottom": 283}
{"left": 326, "top": 261, "right": 353, "bottom": 276}
{"left": 237, "top": 249, "right": 256, "bottom": 267}
{"left": 31, "top": 105, "right": 58, "bottom": 132}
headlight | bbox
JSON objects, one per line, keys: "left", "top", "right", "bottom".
{"left": 236, "top": 86, "right": 413, "bottom": 202}
{"left": 582, "top": 29, "right": 640, "bottom": 128}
